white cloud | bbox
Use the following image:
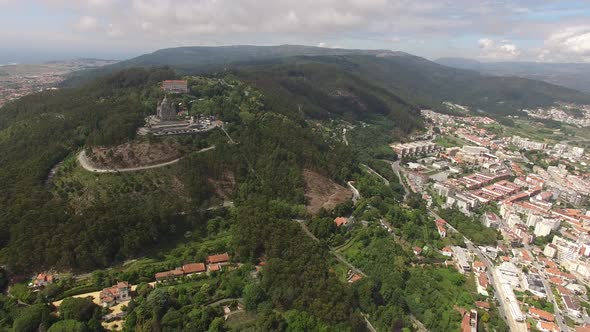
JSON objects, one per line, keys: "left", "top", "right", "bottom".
{"left": 3, "top": 0, "right": 588, "bottom": 62}
{"left": 74, "top": 16, "right": 100, "bottom": 31}
{"left": 477, "top": 38, "right": 521, "bottom": 59}
{"left": 478, "top": 38, "right": 493, "bottom": 49}
{"left": 500, "top": 43, "right": 520, "bottom": 56}
{"left": 530, "top": 26, "right": 590, "bottom": 62}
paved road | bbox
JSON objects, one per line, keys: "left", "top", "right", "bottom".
{"left": 383, "top": 160, "right": 410, "bottom": 201}
{"left": 362, "top": 164, "right": 390, "bottom": 186}
{"left": 205, "top": 297, "right": 244, "bottom": 307}
{"left": 347, "top": 181, "right": 361, "bottom": 203}
{"left": 525, "top": 245, "right": 569, "bottom": 331}
{"left": 78, "top": 145, "right": 215, "bottom": 173}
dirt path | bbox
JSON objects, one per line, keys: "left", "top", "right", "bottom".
{"left": 78, "top": 146, "right": 215, "bottom": 173}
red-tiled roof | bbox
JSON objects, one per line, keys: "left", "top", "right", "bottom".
{"left": 349, "top": 274, "right": 363, "bottom": 283}
{"left": 207, "top": 253, "right": 230, "bottom": 264}
{"left": 538, "top": 321, "right": 559, "bottom": 332}
{"left": 171, "top": 268, "right": 184, "bottom": 276}
{"left": 478, "top": 273, "right": 489, "bottom": 288}
{"left": 529, "top": 307, "right": 555, "bottom": 322}
{"left": 475, "top": 301, "right": 490, "bottom": 309}
{"left": 116, "top": 281, "right": 129, "bottom": 289}
{"left": 556, "top": 285, "right": 571, "bottom": 296}
{"left": 548, "top": 276, "right": 565, "bottom": 285}
{"left": 334, "top": 217, "right": 349, "bottom": 227}
{"left": 473, "top": 261, "right": 486, "bottom": 269}
{"left": 183, "top": 263, "right": 206, "bottom": 274}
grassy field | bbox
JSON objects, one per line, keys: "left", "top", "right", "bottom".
{"left": 225, "top": 311, "right": 257, "bottom": 331}
{"left": 434, "top": 134, "right": 470, "bottom": 148}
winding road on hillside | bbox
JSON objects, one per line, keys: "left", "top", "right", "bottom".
{"left": 78, "top": 145, "right": 216, "bottom": 173}
{"left": 362, "top": 164, "right": 390, "bottom": 186}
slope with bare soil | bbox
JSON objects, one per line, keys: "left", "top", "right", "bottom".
{"left": 303, "top": 169, "right": 352, "bottom": 215}
{"left": 86, "top": 138, "right": 181, "bottom": 169}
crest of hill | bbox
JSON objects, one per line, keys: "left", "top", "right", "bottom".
{"left": 65, "top": 45, "right": 590, "bottom": 117}
{"left": 63, "top": 45, "right": 411, "bottom": 85}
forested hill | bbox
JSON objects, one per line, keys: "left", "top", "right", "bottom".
{"left": 65, "top": 45, "right": 590, "bottom": 116}
{"left": 234, "top": 59, "right": 423, "bottom": 133}
{"left": 0, "top": 67, "right": 356, "bottom": 272}
{"left": 0, "top": 67, "right": 372, "bottom": 330}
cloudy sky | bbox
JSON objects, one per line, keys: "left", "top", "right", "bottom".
{"left": 1, "top": 0, "right": 590, "bottom": 63}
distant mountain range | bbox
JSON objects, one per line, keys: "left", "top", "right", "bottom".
{"left": 436, "top": 57, "right": 590, "bottom": 94}
{"left": 65, "top": 45, "right": 590, "bottom": 117}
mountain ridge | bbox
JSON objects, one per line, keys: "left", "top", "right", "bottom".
{"left": 436, "top": 57, "right": 590, "bottom": 93}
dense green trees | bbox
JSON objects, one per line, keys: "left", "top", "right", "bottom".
{"left": 47, "top": 320, "right": 88, "bottom": 332}
{"left": 12, "top": 304, "right": 53, "bottom": 332}
{"left": 438, "top": 208, "right": 500, "bottom": 246}
{"left": 59, "top": 297, "right": 100, "bottom": 322}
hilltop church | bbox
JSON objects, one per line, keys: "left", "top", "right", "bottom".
{"left": 156, "top": 96, "right": 176, "bottom": 121}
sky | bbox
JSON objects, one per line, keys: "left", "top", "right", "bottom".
{"left": 1, "top": 0, "right": 590, "bottom": 63}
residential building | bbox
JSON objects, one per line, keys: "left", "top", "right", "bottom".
{"left": 529, "top": 307, "right": 555, "bottom": 322}
{"left": 524, "top": 273, "right": 547, "bottom": 298}
{"left": 461, "top": 309, "right": 477, "bottom": 332}
{"left": 536, "top": 321, "right": 559, "bottom": 332}
{"left": 475, "top": 301, "right": 490, "bottom": 311}
{"left": 512, "top": 136, "right": 548, "bottom": 150}
{"left": 477, "top": 273, "right": 489, "bottom": 296}
{"left": 563, "top": 295, "right": 582, "bottom": 318}
{"left": 207, "top": 252, "right": 230, "bottom": 265}
{"left": 473, "top": 261, "right": 486, "bottom": 273}
{"left": 334, "top": 217, "right": 349, "bottom": 227}
{"left": 435, "top": 219, "right": 447, "bottom": 238}
{"left": 441, "top": 246, "right": 453, "bottom": 257}
{"left": 497, "top": 262, "right": 520, "bottom": 287}
{"left": 452, "top": 246, "right": 471, "bottom": 273}
{"left": 534, "top": 217, "right": 560, "bottom": 237}
{"left": 447, "top": 192, "right": 480, "bottom": 213}
{"left": 31, "top": 273, "right": 56, "bottom": 288}
{"left": 99, "top": 282, "right": 131, "bottom": 307}
{"left": 433, "top": 182, "right": 455, "bottom": 197}
{"left": 544, "top": 244, "right": 557, "bottom": 258}
{"left": 482, "top": 212, "right": 501, "bottom": 228}
{"left": 390, "top": 141, "right": 440, "bottom": 157}
{"left": 182, "top": 263, "right": 206, "bottom": 276}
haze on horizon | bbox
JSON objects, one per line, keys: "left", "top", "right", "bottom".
{"left": 1, "top": 0, "right": 590, "bottom": 64}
